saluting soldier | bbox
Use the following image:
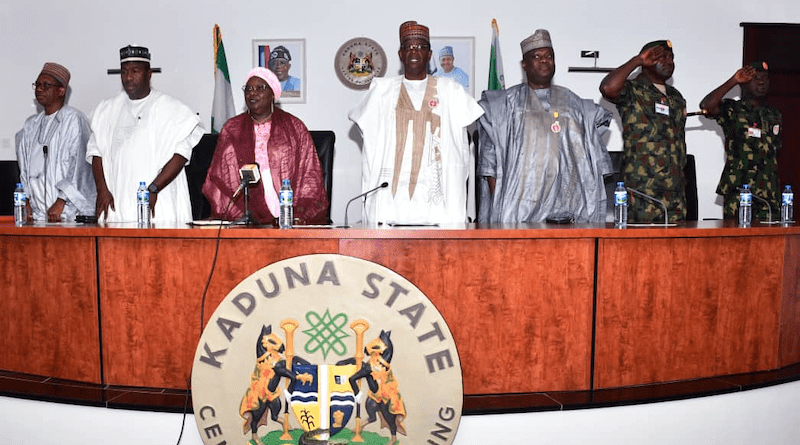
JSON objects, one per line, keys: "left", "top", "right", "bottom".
{"left": 600, "top": 40, "right": 688, "bottom": 223}
{"left": 699, "top": 61, "right": 782, "bottom": 220}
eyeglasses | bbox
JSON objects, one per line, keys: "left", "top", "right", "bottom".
{"left": 242, "top": 84, "right": 271, "bottom": 92}
{"left": 401, "top": 44, "right": 430, "bottom": 51}
{"left": 32, "top": 82, "right": 60, "bottom": 90}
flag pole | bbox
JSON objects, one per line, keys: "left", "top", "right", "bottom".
{"left": 488, "top": 18, "right": 505, "bottom": 91}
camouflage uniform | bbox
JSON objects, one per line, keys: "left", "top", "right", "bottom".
{"left": 713, "top": 98, "right": 782, "bottom": 220}
{"left": 610, "top": 74, "right": 687, "bottom": 222}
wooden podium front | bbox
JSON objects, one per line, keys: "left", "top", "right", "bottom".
{"left": 1, "top": 220, "right": 798, "bottom": 409}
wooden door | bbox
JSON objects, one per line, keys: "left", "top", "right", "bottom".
{"left": 742, "top": 23, "right": 800, "bottom": 191}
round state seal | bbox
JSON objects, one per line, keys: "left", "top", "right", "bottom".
{"left": 334, "top": 38, "right": 387, "bottom": 90}
{"left": 192, "top": 254, "right": 463, "bottom": 445}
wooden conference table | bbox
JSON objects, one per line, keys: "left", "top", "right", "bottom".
{"left": 1, "top": 218, "right": 798, "bottom": 409}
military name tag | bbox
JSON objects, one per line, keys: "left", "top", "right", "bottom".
{"left": 655, "top": 103, "right": 670, "bottom": 116}
{"left": 747, "top": 127, "right": 762, "bottom": 138}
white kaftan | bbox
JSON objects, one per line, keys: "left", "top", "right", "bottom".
{"left": 86, "top": 91, "right": 203, "bottom": 224}
{"left": 349, "top": 76, "right": 483, "bottom": 225}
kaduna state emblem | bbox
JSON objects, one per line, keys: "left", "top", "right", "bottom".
{"left": 192, "top": 254, "right": 462, "bottom": 445}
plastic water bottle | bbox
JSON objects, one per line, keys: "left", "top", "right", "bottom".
{"left": 782, "top": 185, "right": 794, "bottom": 224}
{"left": 279, "top": 179, "right": 293, "bottom": 229}
{"left": 739, "top": 184, "right": 752, "bottom": 227}
{"left": 13, "top": 182, "right": 27, "bottom": 226}
{"left": 614, "top": 181, "right": 627, "bottom": 228}
{"left": 137, "top": 181, "right": 150, "bottom": 227}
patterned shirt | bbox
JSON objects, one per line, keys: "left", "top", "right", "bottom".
{"left": 253, "top": 120, "right": 280, "bottom": 217}
{"left": 610, "top": 74, "right": 687, "bottom": 222}
{"left": 714, "top": 98, "right": 782, "bottom": 219}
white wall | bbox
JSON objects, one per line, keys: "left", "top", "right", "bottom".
{"left": 1, "top": 0, "right": 798, "bottom": 222}
{"left": 2, "top": 379, "right": 800, "bottom": 444}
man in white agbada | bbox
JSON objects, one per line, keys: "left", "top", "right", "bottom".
{"left": 349, "top": 21, "right": 483, "bottom": 225}
{"left": 87, "top": 45, "right": 204, "bottom": 224}
{"left": 16, "top": 62, "right": 95, "bottom": 222}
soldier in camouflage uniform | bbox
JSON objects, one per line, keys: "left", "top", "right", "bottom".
{"left": 600, "top": 40, "right": 687, "bottom": 223}
{"left": 700, "top": 61, "right": 782, "bottom": 220}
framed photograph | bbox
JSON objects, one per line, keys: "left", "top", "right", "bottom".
{"left": 253, "top": 38, "right": 306, "bottom": 104}
{"left": 430, "top": 36, "right": 475, "bottom": 96}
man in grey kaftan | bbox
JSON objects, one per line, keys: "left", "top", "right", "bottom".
{"left": 16, "top": 62, "right": 95, "bottom": 222}
{"left": 477, "top": 30, "right": 612, "bottom": 223}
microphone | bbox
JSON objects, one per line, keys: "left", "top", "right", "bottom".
{"left": 626, "top": 186, "right": 669, "bottom": 225}
{"left": 43, "top": 145, "right": 48, "bottom": 216}
{"left": 343, "top": 182, "right": 389, "bottom": 228}
{"left": 686, "top": 110, "right": 708, "bottom": 117}
{"left": 232, "top": 164, "right": 261, "bottom": 199}
{"left": 750, "top": 192, "right": 773, "bottom": 224}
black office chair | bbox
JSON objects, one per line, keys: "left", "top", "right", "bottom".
{"left": 0, "top": 161, "right": 21, "bottom": 216}
{"left": 604, "top": 152, "right": 698, "bottom": 221}
{"left": 310, "top": 131, "right": 335, "bottom": 223}
{"left": 185, "top": 133, "right": 219, "bottom": 221}
{"left": 185, "top": 131, "right": 335, "bottom": 221}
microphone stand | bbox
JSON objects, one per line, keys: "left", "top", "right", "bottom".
{"left": 232, "top": 177, "right": 258, "bottom": 226}
{"left": 343, "top": 182, "right": 389, "bottom": 228}
{"left": 43, "top": 145, "right": 48, "bottom": 219}
{"left": 242, "top": 180, "right": 253, "bottom": 226}
{"left": 626, "top": 187, "right": 669, "bottom": 225}
{"left": 750, "top": 193, "right": 774, "bottom": 224}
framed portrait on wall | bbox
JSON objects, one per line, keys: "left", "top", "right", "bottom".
{"left": 430, "top": 36, "right": 475, "bottom": 96}
{"left": 253, "top": 38, "right": 306, "bottom": 104}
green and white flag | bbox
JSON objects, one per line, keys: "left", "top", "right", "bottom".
{"left": 211, "top": 24, "right": 235, "bottom": 134}
{"left": 487, "top": 19, "right": 505, "bottom": 90}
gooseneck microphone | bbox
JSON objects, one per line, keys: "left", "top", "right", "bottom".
{"left": 750, "top": 192, "right": 774, "bottom": 224}
{"left": 343, "top": 182, "right": 389, "bottom": 228}
{"left": 626, "top": 186, "right": 669, "bottom": 225}
{"left": 43, "top": 145, "right": 48, "bottom": 216}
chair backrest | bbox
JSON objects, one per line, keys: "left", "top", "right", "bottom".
{"left": 310, "top": 131, "right": 335, "bottom": 223}
{"left": 184, "top": 131, "right": 335, "bottom": 221}
{"left": 185, "top": 133, "right": 219, "bottom": 221}
{"left": 604, "top": 152, "right": 698, "bottom": 221}
{"left": 0, "top": 161, "right": 21, "bottom": 216}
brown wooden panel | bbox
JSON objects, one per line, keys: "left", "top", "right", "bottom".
{"left": 595, "top": 236, "right": 784, "bottom": 388}
{"left": 0, "top": 235, "right": 100, "bottom": 383}
{"left": 3, "top": 220, "right": 800, "bottom": 408}
{"left": 340, "top": 238, "right": 596, "bottom": 394}
{"left": 98, "top": 237, "right": 338, "bottom": 388}
{"left": 780, "top": 235, "right": 800, "bottom": 366}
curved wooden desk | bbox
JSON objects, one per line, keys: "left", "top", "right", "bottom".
{"left": 1, "top": 219, "right": 798, "bottom": 411}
